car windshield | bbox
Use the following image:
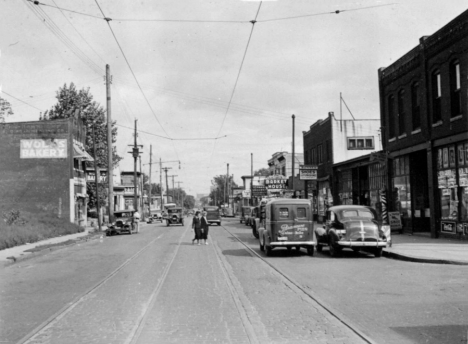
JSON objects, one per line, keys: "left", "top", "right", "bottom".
{"left": 116, "top": 212, "right": 132, "bottom": 218}
{"left": 168, "top": 209, "right": 181, "bottom": 214}
{"left": 341, "top": 209, "right": 374, "bottom": 219}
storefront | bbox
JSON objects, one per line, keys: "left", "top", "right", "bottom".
{"left": 436, "top": 141, "right": 468, "bottom": 236}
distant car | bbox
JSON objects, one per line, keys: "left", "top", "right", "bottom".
{"left": 240, "top": 206, "right": 253, "bottom": 224}
{"left": 106, "top": 210, "right": 135, "bottom": 236}
{"left": 223, "top": 208, "right": 234, "bottom": 217}
{"left": 147, "top": 211, "right": 163, "bottom": 223}
{"left": 166, "top": 207, "right": 184, "bottom": 226}
{"left": 315, "top": 205, "right": 389, "bottom": 257}
{"left": 204, "top": 206, "right": 221, "bottom": 226}
{"left": 244, "top": 206, "right": 256, "bottom": 226}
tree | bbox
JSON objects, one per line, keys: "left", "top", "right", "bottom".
{"left": 200, "top": 196, "right": 210, "bottom": 207}
{"left": 184, "top": 195, "right": 195, "bottom": 210}
{"left": 0, "top": 97, "right": 14, "bottom": 123}
{"left": 42, "top": 83, "right": 122, "bottom": 167}
{"left": 254, "top": 168, "right": 270, "bottom": 176}
{"left": 208, "top": 175, "right": 239, "bottom": 206}
{"left": 43, "top": 83, "right": 122, "bottom": 212}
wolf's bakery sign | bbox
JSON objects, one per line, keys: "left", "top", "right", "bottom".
{"left": 20, "top": 139, "right": 67, "bottom": 159}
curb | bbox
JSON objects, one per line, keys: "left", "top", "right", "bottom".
{"left": 2, "top": 231, "right": 103, "bottom": 267}
{"left": 382, "top": 250, "right": 468, "bottom": 266}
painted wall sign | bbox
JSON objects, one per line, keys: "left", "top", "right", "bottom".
{"left": 388, "top": 211, "right": 402, "bottom": 230}
{"left": 20, "top": 139, "right": 67, "bottom": 159}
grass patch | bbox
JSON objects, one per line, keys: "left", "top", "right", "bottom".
{"left": 0, "top": 211, "right": 84, "bottom": 251}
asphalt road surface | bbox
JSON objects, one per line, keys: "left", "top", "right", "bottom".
{"left": 0, "top": 217, "right": 467, "bottom": 344}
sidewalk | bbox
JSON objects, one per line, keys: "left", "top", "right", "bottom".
{"left": 0, "top": 227, "right": 100, "bottom": 265}
{"left": 383, "top": 232, "right": 468, "bottom": 265}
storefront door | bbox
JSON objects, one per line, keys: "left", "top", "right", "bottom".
{"left": 410, "top": 151, "right": 430, "bottom": 232}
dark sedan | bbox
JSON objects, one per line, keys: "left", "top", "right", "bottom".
{"left": 315, "top": 205, "right": 389, "bottom": 257}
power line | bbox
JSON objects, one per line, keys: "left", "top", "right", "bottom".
{"left": 208, "top": 2, "right": 263, "bottom": 166}
{"left": 27, "top": 0, "right": 103, "bottom": 20}
{"left": 94, "top": 0, "right": 170, "bottom": 139}
{"left": 115, "top": 123, "right": 228, "bottom": 141}
{"left": 257, "top": 3, "right": 397, "bottom": 23}
{"left": 2, "top": 91, "right": 43, "bottom": 111}
{"left": 25, "top": 1, "right": 103, "bottom": 75}
{"left": 112, "top": 18, "right": 247, "bottom": 23}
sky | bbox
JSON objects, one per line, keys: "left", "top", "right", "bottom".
{"left": 1, "top": 0, "right": 467, "bottom": 196}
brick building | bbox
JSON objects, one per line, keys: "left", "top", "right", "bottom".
{"left": 0, "top": 118, "right": 93, "bottom": 226}
{"left": 378, "top": 9, "right": 468, "bottom": 238}
{"left": 303, "top": 112, "right": 382, "bottom": 222}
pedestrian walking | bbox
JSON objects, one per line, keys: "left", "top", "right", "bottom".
{"left": 200, "top": 211, "right": 210, "bottom": 245}
{"left": 133, "top": 209, "right": 141, "bottom": 233}
{"left": 192, "top": 211, "right": 202, "bottom": 245}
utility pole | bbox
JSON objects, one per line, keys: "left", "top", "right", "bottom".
{"left": 251, "top": 153, "right": 253, "bottom": 206}
{"left": 92, "top": 122, "right": 102, "bottom": 232}
{"left": 148, "top": 145, "right": 152, "bottom": 217}
{"left": 160, "top": 158, "right": 163, "bottom": 211}
{"left": 292, "top": 114, "right": 295, "bottom": 194}
{"left": 139, "top": 155, "right": 144, "bottom": 220}
{"left": 226, "top": 163, "right": 229, "bottom": 206}
{"left": 128, "top": 120, "right": 143, "bottom": 211}
{"left": 170, "top": 175, "right": 178, "bottom": 203}
{"left": 163, "top": 167, "right": 172, "bottom": 203}
{"left": 106, "top": 64, "right": 114, "bottom": 223}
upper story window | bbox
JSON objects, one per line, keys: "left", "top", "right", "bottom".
{"left": 348, "top": 137, "right": 374, "bottom": 150}
{"left": 388, "top": 95, "right": 396, "bottom": 138}
{"left": 450, "top": 60, "right": 461, "bottom": 118}
{"left": 312, "top": 148, "right": 316, "bottom": 164}
{"left": 432, "top": 70, "right": 442, "bottom": 123}
{"left": 326, "top": 140, "right": 331, "bottom": 162}
{"left": 318, "top": 144, "right": 323, "bottom": 164}
{"left": 397, "top": 89, "right": 406, "bottom": 135}
{"left": 411, "top": 82, "right": 421, "bottom": 130}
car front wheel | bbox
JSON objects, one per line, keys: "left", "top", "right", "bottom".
{"left": 307, "top": 247, "right": 314, "bottom": 256}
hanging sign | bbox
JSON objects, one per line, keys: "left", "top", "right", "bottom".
{"left": 264, "top": 175, "right": 287, "bottom": 190}
{"left": 299, "top": 165, "right": 318, "bottom": 180}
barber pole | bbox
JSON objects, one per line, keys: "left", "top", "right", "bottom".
{"left": 380, "top": 189, "right": 388, "bottom": 225}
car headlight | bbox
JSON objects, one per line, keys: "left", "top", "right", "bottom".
{"left": 335, "top": 229, "right": 346, "bottom": 235}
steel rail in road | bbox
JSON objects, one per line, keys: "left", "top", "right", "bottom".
{"left": 220, "top": 222, "right": 377, "bottom": 344}
{"left": 18, "top": 232, "right": 166, "bottom": 344}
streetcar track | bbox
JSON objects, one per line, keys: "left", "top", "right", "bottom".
{"left": 18, "top": 232, "right": 166, "bottom": 344}
{"left": 127, "top": 222, "right": 191, "bottom": 344}
{"left": 220, "top": 221, "right": 377, "bottom": 344}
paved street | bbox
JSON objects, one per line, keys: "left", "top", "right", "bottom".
{"left": 1, "top": 217, "right": 468, "bottom": 344}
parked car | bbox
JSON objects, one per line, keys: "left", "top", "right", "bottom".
{"left": 240, "top": 206, "right": 253, "bottom": 224}
{"left": 245, "top": 207, "right": 258, "bottom": 227}
{"left": 315, "top": 205, "right": 389, "bottom": 257}
{"left": 258, "top": 199, "right": 316, "bottom": 256}
{"left": 106, "top": 210, "right": 135, "bottom": 236}
{"left": 166, "top": 207, "right": 184, "bottom": 226}
{"left": 250, "top": 206, "right": 261, "bottom": 239}
{"left": 147, "top": 210, "right": 163, "bottom": 223}
{"left": 204, "top": 206, "right": 221, "bottom": 226}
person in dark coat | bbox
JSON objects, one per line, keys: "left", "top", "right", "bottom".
{"left": 192, "top": 211, "right": 202, "bottom": 245}
{"left": 200, "top": 211, "right": 210, "bottom": 245}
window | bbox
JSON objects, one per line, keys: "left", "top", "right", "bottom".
{"left": 279, "top": 208, "right": 289, "bottom": 218}
{"left": 432, "top": 70, "right": 442, "bottom": 123}
{"left": 411, "top": 82, "right": 421, "bottom": 130}
{"left": 326, "top": 140, "right": 331, "bottom": 162}
{"left": 318, "top": 144, "right": 323, "bottom": 164}
{"left": 450, "top": 61, "right": 461, "bottom": 118}
{"left": 297, "top": 208, "right": 307, "bottom": 218}
{"left": 388, "top": 95, "right": 396, "bottom": 138}
{"left": 347, "top": 137, "right": 374, "bottom": 150}
{"left": 312, "top": 148, "right": 316, "bottom": 164}
{"left": 397, "top": 89, "right": 406, "bottom": 135}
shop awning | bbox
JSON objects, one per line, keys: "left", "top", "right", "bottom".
{"left": 73, "top": 143, "right": 94, "bottom": 161}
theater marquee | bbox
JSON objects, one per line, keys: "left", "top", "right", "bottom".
{"left": 20, "top": 139, "right": 68, "bottom": 159}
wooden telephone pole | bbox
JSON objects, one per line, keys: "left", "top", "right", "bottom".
{"left": 106, "top": 64, "right": 114, "bottom": 223}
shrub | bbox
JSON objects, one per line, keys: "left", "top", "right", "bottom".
{"left": 0, "top": 210, "right": 84, "bottom": 251}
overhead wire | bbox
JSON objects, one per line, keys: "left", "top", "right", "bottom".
{"left": 25, "top": 1, "right": 104, "bottom": 75}
{"left": 257, "top": 3, "right": 397, "bottom": 23}
{"left": 27, "top": 0, "right": 104, "bottom": 20}
{"left": 2, "top": 91, "right": 43, "bottom": 111}
{"left": 208, "top": 1, "right": 263, "bottom": 167}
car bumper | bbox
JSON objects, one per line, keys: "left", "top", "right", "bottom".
{"left": 270, "top": 241, "right": 316, "bottom": 246}
{"left": 337, "top": 241, "right": 387, "bottom": 247}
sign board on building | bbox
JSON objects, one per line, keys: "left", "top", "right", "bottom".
{"left": 264, "top": 175, "right": 287, "bottom": 190}
{"left": 388, "top": 211, "right": 402, "bottom": 230}
{"left": 299, "top": 165, "right": 318, "bottom": 180}
{"left": 252, "top": 185, "right": 267, "bottom": 197}
{"left": 242, "top": 190, "right": 251, "bottom": 199}
{"left": 20, "top": 139, "right": 67, "bottom": 159}
{"left": 441, "top": 220, "right": 456, "bottom": 234}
